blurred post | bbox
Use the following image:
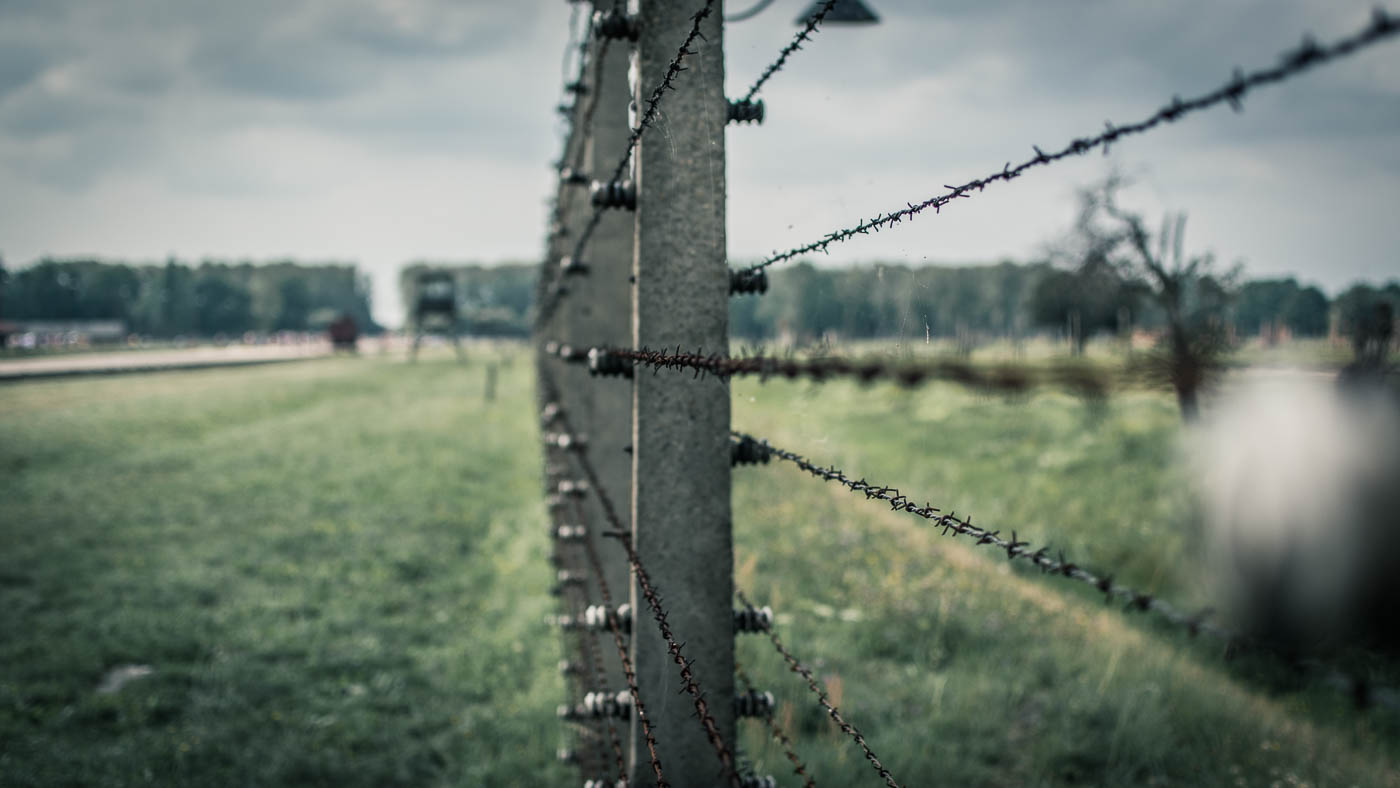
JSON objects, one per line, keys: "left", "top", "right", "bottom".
{"left": 575, "top": 3, "right": 639, "bottom": 765}
{"left": 537, "top": 18, "right": 604, "bottom": 779}
{"left": 631, "top": 2, "right": 733, "bottom": 785}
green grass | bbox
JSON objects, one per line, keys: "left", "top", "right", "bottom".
{"left": 2, "top": 350, "right": 1398, "bottom": 786}
{"left": 0, "top": 354, "right": 568, "bottom": 786}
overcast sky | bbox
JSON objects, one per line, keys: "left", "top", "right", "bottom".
{"left": 1, "top": 0, "right": 1396, "bottom": 326}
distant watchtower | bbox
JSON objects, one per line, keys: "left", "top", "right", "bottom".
{"left": 411, "top": 270, "right": 465, "bottom": 361}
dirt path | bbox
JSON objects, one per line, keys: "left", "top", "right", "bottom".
{"left": 0, "top": 343, "right": 334, "bottom": 382}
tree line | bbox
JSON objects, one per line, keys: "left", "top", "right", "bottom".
{"left": 0, "top": 258, "right": 377, "bottom": 337}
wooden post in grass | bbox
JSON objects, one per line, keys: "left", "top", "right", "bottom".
{"left": 630, "top": 2, "right": 734, "bottom": 785}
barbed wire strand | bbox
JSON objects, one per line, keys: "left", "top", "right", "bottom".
{"left": 736, "top": 590, "right": 902, "bottom": 788}
{"left": 610, "top": 0, "right": 718, "bottom": 186}
{"left": 741, "top": 0, "right": 838, "bottom": 103}
{"left": 553, "top": 459, "right": 627, "bottom": 781}
{"left": 601, "top": 346, "right": 1115, "bottom": 397}
{"left": 569, "top": 491, "right": 669, "bottom": 786}
{"left": 545, "top": 444, "right": 619, "bottom": 778}
{"left": 542, "top": 387, "right": 745, "bottom": 788}
{"left": 734, "top": 660, "right": 817, "bottom": 787}
{"left": 539, "top": 0, "right": 720, "bottom": 328}
{"left": 734, "top": 431, "right": 1229, "bottom": 638}
{"left": 744, "top": 9, "right": 1400, "bottom": 272}
{"left": 733, "top": 433, "right": 1400, "bottom": 714}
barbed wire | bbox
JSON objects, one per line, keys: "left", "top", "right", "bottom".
{"left": 609, "top": 0, "right": 718, "bottom": 186}
{"left": 735, "top": 660, "right": 816, "bottom": 787}
{"left": 733, "top": 433, "right": 1400, "bottom": 715}
{"left": 736, "top": 590, "right": 901, "bottom": 788}
{"left": 566, "top": 582, "right": 626, "bottom": 778}
{"left": 744, "top": 8, "right": 1400, "bottom": 272}
{"left": 544, "top": 438, "right": 622, "bottom": 779}
{"left": 541, "top": 377, "right": 668, "bottom": 785}
{"left": 593, "top": 346, "right": 1116, "bottom": 397}
{"left": 733, "top": 432, "right": 1229, "bottom": 639}
{"left": 540, "top": 1, "right": 720, "bottom": 329}
{"left": 542, "top": 374, "right": 743, "bottom": 788}
{"left": 740, "top": 0, "right": 838, "bottom": 103}
{"left": 566, "top": 492, "right": 663, "bottom": 786}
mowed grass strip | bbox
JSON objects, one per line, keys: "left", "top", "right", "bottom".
{"left": 732, "top": 377, "right": 1400, "bottom": 787}
{"left": 0, "top": 354, "right": 568, "bottom": 787}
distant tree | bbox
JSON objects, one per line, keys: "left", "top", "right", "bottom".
{"left": 274, "top": 277, "right": 312, "bottom": 331}
{"left": 194, "top": 273, "right": 254, "bottom": 336}
{"left": 1028, "top": 262, "right": 1137, "bottom": 355}
{"left": 1068, "top": 175, "right": 1237, "bottom": 419}
{"left": 1234, "top": 278, "right": 1330, "bottom": 339}
{"left": 1283, "top": 284, "right": 1329, "bottom": 337}
{"left": 1336, "top": 282, "right": 1400, "bottom": 368}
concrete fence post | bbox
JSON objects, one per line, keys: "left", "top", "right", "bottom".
{"left": 630, "top": 1, "right": 733, "bottom": 785}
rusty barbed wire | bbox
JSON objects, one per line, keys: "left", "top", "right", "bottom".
{"left": 569, "top": 492, "right": 669, "bottom": 786}
{"left": 735, "top": 660, "right": 816, "bottom": 788}
{"left": 541, "top": 376, "right": 667, "bottom": 786}
{"left": 736, "top": 590, "right": 901, "bottom": 788}
{"left": 740, "top": 0, "right": 838, "bottom": 103}
{"left": 733, "top": 432, "right": 1228, "bottom": 639}
{"left": 541, "top": 375, "right": 744, "bottom": 788}
{"left": 744, "top": 8, "right": 1400, "bottom": 272}
{"left": 593, "top": 346, "right": 1115, "bottom": 397}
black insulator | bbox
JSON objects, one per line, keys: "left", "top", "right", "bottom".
{"left": 590, "top": 180, "right": 636, "bottom": 211}
{"left": 727, "top": 98, "right": 765, "bottom": 125}
{"left": 560, "top": 167, "right": 591, "bottom": 186}
{"left": 734, "top": 690, "right": 775, "bottom": 718}
{"left": 557, "top": 103, "right": 573, "bottom": 117}
{"left": 582, "top": 690, "right": 632, "bottom": 719}
{"left": 592, "top": 9, "right": 639, "bottom": 41}
{"left": 740, "top": 778, "right": 777, "bottom": 788}
{"left": 559, "top": 256, "right": 589, "bottom": 276}
{"left": 557, "top": 344, "right": 589, "bottom": 363}
{"left": 587, "top": 348, "right": 634, "bottom": 379}
{"left": 733, "top": 603, "right": 774, "bottom": 633}
{"left": 729, "top": 268, "right": 768, "bottom": 295}
{"left": 730, "top": 435, "right": 772, "bottom": 466}
{"left": 565, "top": 81, "right": 588, "bottom": 96}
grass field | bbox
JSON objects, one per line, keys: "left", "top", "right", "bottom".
{"left": 2, "top": 350, "right": 1398, "bottom": 786}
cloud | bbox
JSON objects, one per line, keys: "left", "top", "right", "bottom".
{"left": 0, "top": 0, "right": 1396, "bottom": 326}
